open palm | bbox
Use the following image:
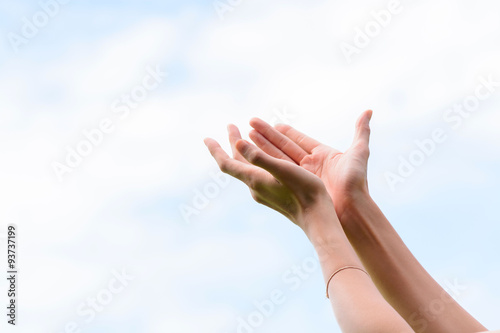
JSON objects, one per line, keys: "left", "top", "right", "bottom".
{"left": 248, "top": 110, "right": 372, "bottom": 220}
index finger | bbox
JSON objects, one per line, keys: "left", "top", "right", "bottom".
{"left": 249, "top": 117, "right": 308, "bottom": 163}
{"left": 235, "top": 139, "right": 315, "bottom": 192}
{"left": 274, "top": 123, "right": 321, "bottom": 154}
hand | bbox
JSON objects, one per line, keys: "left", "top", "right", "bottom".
{"left": 203, "top": 124, "right": 335, "bottom": 233}
{"left": 247, "top": 110, "right": 372, "bottom": 221}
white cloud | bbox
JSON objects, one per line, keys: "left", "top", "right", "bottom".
{"left": 1, "top": 0, "right": 500, "bottom": 332}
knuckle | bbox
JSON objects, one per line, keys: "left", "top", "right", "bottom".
{"left": 359, "top": 145, "right": 370, "bottom": 157}
{"left": 283, "top": 126, "right": 292, "bottom": 134}
{"left": 354, "top": 141, "right": 369, "bottom": 152}
{"left": 250, "top": 190, "right": 264, "bottom": 204}
{"left": 247, "top": 178, "right": 258, "bottom": 189}
{"left": 275, "top": 123, "right": 289, "bottom": 130}
{"left": 277, "top": 135, "right": 289, "bottom": 147}
{"left": 249, "top": 179, "right": 263, "bottom": 192}
{"left": 219, "top": 160, "right": 230, "bottom": 173}
{"left": 248, "top": 150, "right": 261, "bottom": 164}
{"left": 275, "top": 124, "right": 291, "bottom": 134}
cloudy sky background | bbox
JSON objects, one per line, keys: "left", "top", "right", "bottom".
{"left": 0, "top": 0, "right": 499, "bottom": 332}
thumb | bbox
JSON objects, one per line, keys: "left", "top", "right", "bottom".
{"left": 352, "top": 110, "right": 372, "bottom": 149}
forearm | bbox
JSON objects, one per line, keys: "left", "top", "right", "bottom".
{"left": 339, "top": 191, "right": 486, "bottom": 333}
{"left": 304, "top": 201, "right": 413, "bottom": 333}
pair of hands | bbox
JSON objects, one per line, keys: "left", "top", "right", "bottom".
{"left": 204, "top": 110, "right": 373, "bottom": 233}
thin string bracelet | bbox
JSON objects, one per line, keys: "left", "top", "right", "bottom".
{"left": 326, "top": 266, "right": 369, "bottom": 299}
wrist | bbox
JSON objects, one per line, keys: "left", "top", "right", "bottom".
{"left": 298, "top": 195, "right": 365, "bottom": 281}
{"left": 299, "top": 197, "right": 344, "bottom": 246}
{"left": 334, "top": 190, "right": 389, "bottom": 243}
{"left": 330, "top": 186, "right": 372, "bottom": 223}
{"left": 304, "top": 207, "right": 363, "bottom": 278}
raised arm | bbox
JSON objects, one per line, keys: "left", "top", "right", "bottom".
{"left": 247, "top": 111, "right": 487, "bottom": 333}
{"left": 306, "top": 206, "right": 414, "bottom": 333}
{"left": 204, "top": 124, "right": 413, "bottom": 333}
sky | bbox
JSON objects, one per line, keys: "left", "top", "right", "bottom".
{"left": 0, "top": 0, "right": 499, "bottom": 332}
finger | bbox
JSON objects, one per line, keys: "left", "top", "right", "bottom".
{"left": 204, "top": 138, "right": 256, "bottom": 185}
{"left": 249, "top": 129, "right": 296, "bottom": 164}
{"left": 352, "top": 110, "right": 372, "bottom": 148}
{"left": 236, "top": 139, "right": 310, "bottom": 189}
{"left": 249, "top": 117, "right": 308, "bottom": 163}
{"left": 227, "top": 124, "right": 247, "bottom": 163}
{"left": 273, "top": 123, "right": 321, "bottom": 154}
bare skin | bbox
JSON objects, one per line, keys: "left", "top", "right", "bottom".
{"left": 204, "top": 126, "right": 413, "bottom": 333}
{"left": 247, "top": 110, "right": 488, "bottom": 333}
